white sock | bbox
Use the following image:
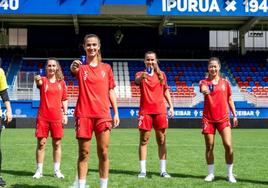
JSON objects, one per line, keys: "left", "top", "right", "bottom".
{"left": 226, "top": 164, "right": 233, "bottom": 176}
{"left": 36, "top": 163, "right": 43, "bottom": 173}
{"left": 140, "top": 160, "right": 146, "bottom": 173}
{"left": 100, "top": 178, "right": 108, "bottom": 188}
{"left": 160, "top": 160, "right": 167, "bottom": 173}
{"left": 78, "top": 179, "right": 86, "bottom": 188}
{"left": 208, "top": 164, "right": 214, "bottom": 175}
{"left": 54, "top": 162, "right": 60, "bottom": 172}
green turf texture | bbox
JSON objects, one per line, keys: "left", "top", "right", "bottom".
{"left": 1, "top": 128, "right": 268, "bottom": 188}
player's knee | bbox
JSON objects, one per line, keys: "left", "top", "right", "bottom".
{"left": 206, "top": 144, "right": 214, "bottom": 152}
{"left": 53, "top": 142, "right": 61, "bottom": 150}
{"left": 38, "top": 141, "right": 46, "bottom": 150}
{"left": 79, "top": 149, "right": 89, "bottom": 161}
{"left": 140, "top": 138, "right": 149, "bottom": 146}
{"left": 98, "top": 147, "right": 109, "bottom": 161}
{"left": 224, "top": 143, "right": 232, "bottom": 153}
{"left": 156, "top": 137, "right": 165, "bottom": 146}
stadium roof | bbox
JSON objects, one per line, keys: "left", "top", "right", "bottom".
{"left": 1, "top": 14, "right": 268, "bottom": 31}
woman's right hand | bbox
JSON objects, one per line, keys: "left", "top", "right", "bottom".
{"left": 70, "top": 60, "right": 82, "bottom": 73}
{"left": 34, "top": 75, "right": 41, "bottom": 81}
{"left": 34, "top": 75, "right": 42, "bottom": 86}
{"left": 201, "top": 85, "right": 210, "bottom": 95}
{"left": 141, "top": 72, "right": 146, "bottom": 79}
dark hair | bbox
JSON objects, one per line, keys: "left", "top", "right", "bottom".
{"left": 207, "top": 57, "right": 221, "bottom": 78}
{"left": 83, "top": 34, "right": 102, "bottom": 62}
{"left": 144, "top": 51, "right": 164, "bottom": 84}
{"left": 208, "top": 57, "right": 221, "bottom": 69}
{"left": 46, "top": 57, "right": 64, "bottom": 80}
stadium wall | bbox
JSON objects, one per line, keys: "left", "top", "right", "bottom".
{"left": 6, "top": 118, "right": 268, "bottom": 129}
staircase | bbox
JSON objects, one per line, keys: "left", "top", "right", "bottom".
{"left": 6, "top": 56, "right": 22, "bottom": 87}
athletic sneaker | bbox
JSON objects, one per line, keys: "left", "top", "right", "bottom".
{"left": 204, "top": 174, "right": 215, "bottom": 182}
{"left": 33, "top": 171, "right": 43, "bottom": 179}
{"left": 69, "top": 181, "right": 89, "bottom": 188}
{"left": 160, "top": 172, "right": 171, "bottom": 178}
{"left": 138, "top": 172, "right": 146, "bottom": 178}
{"left": 228, "top": 174, "right": 237, "bottom": 183}
{"left": 54, "top": 170, "right": 64, "bottom": 179}
{"left": 0, "top": 177, "right": 6, "bottom": 187}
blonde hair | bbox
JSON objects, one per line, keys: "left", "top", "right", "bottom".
{"left": 83, "top": 34, "right": 102, "bottom": 62}
{"left": 46, "top": 57, "right": 64, "bottom": 81}
{"left": 145, "top": 51, "right": 164, "bottom": 84}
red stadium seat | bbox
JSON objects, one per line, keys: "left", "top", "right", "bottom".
{"left": 246, "top": 76, "right": 252, "bottom": 82}
{"left": 254, "top": 81, "right": 260, "bottom": 87}
{"left": 190, "top": 92, "right": 196, "bottom": 97}
{"left": 188, "top": 86, "right": 194, "bottom": 92}
{"left": 68, "top": 81, "right": 74, "bottom": 86}
{"left": 240, "top": 86, "right": 246, "bottom": 92}
{"left": 257, "top": 87, "right": 263, "bottom": 92}
{"left": 177, "top": 86, "right": 183, "bottom": 92}
{"left": 182, "top": 87, "right": 189, "bottom": 92}
{"left": 252, "top": 87, "right": 258, "bottom": 92}
{"left": 251, "top": 67, "right": 256, "bottom": 72}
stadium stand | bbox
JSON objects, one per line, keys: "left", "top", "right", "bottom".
{"left": 227, "top": 58, "right": 268, "bottom": 107}
{"left": 2, "top": 55, "right": 266, "bottom": 109}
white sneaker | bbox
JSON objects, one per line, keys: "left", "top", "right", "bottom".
{"left": 204, "top": 174, "right": 215, "bottom": 182}
{"left": 138, "top": 172, "right": 146, "bottom": 178}
{"left": 69, "top": 181, "right": 90, "bottom": 188}
{"left": 33, "top": 171, "right": 43, "bottom": 179}
{"left": 228, "top": 174, "right": 237, "bottom": 183}
{"left": 160, "top": 172, "right": 171, "bottom": 178}
{"left": 69, "top": 180, "right": 78, "bottom": 188}
{"left": 54, "top": 170, "right": 64, "bottom": 179}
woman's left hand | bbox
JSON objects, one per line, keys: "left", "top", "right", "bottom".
{"left": 168, "top": 108, "right": 174, "bottom": 118}
{"left": 113, "top": 113, "right": 120, "bottom": 128}
{"left": 62, "top": 114, "right": 68, "bottom": 125}
{"left": 233, "top": 117, "right": 238, "bottom": 127}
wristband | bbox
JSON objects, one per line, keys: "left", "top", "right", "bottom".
{"left": 63, "top": 112, "right": 68, "bottom": 115}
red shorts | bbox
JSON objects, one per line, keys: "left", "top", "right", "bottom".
{"left": 138, "top": 114, "right": 168, "bottom": 131}
{"left": 75, "top": 118, "right": 112, "bottom": 139}
{"left": 202, "top": 118, "right": 231, "bottom": 134}
{"left": 35, "top": 118, "right": 64, "bottom": 138}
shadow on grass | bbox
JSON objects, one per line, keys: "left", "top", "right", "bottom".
{"left": 2, "top": 169, "right": 33, "bottom": 177}
{"left": 2, "top": 169, "right": 56, "bottom": 178}
{"left": 11, "top": 185, "right": 58, "bottom": 188}
{"left": 90, "top": 169, "right": 268, "bottom": 185}
{"left": 90, "top": 169, "right": 201, "bottom": 179}
{"left": 212, "top": 176, "right": 268, "bottom": 186}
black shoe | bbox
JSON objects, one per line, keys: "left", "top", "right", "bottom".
{"left": 0, "top": 177, "right": 6, "bottom": 187}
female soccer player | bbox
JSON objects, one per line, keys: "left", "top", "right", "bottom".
{"left": 135, "top": 51, "right": 174, "bottom": 178}
{"left": 70, "top": 34, "right": 120, "bottom": 188}
{"left": 33, "top": 57, "right": 68, "bottom": 179}
{"left": 200, "top": 57, "right": 238, "bottom": 183}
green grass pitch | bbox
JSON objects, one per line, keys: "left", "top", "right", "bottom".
{"left": 1, "top": 128, "right": 268, "bottom": 188}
